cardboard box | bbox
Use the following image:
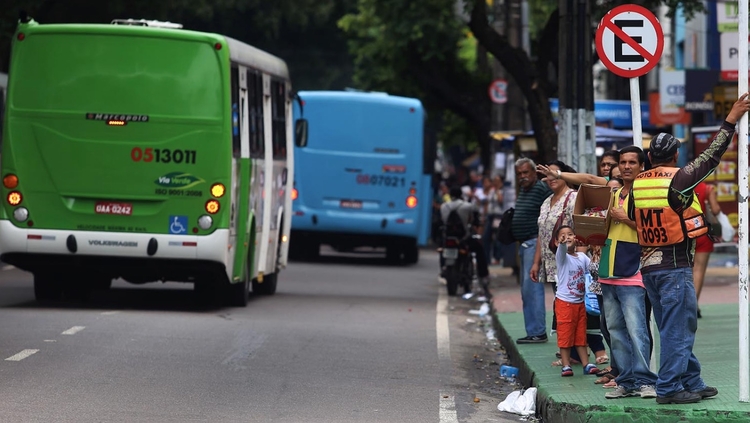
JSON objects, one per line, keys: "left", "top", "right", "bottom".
{"left": 573, "top": 184, "right": 614, "bottom": 245}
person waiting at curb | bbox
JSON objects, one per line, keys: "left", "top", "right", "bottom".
{"left": 629, "top": 93, "right": 750, "bottom": 404}
{"left": 552, "top": 225, "right": 598, "bottom": 377}
{"left": 512, "top": 158, "right": 552, "bottom": 344}
{"left": 599, "top": 146, "right": 657, "bottom": 400}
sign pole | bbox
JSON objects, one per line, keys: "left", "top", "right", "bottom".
{"left": 738, "top": 0, "right": 749, "bottom": 403}
{"left": 629, "top": 77, "right": 642, "bottom": 147}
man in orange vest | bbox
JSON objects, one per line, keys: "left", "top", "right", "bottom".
{"left": 629, "top": 93, "right": 750, "bottom": 404}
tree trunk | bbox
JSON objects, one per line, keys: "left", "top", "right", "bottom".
{"left": 467, "top": 0, "right": 558, "bottom": 164}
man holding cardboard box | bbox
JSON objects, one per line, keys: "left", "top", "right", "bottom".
{"left": 628, "top": 93, "right": 750, "bottom": 404}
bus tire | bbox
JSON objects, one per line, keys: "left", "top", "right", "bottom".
{"left": 34, "top": 273, "right": 63, "bottom": 302}
{"left": 252, "top": 273, "right": 277, "bottom": 295}
{"left": 404, "top": 246, "right": 419, "bottom": 264}
{"left": 226, "top": 279, "right": 249, "bottom": 307}
{"left": 385, "top": 246, "right": 402, "bottom": 264}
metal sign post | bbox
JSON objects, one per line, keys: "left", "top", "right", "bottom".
{"left": 738, "top": 0, "right": 749, "bottom": 403}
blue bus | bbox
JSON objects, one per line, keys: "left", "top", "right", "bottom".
{"left": 290, "top": 91, "right": 432, "bottom": 263}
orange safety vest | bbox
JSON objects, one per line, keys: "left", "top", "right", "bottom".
{"left": 632, "top": 167, "right": 708, "bottom": 247}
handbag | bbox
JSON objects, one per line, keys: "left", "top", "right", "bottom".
{"left": 548, "top": 191, "right": 574, "bottom": 253}
{"left": 496, "top": 207, "right": 516, "bottom": 245}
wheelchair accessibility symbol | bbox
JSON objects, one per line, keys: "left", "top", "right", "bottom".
{"left": 169, "top": 215, "right": 188, "bottom": 235}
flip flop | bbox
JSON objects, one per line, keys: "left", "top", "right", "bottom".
{"left": 595, "top": 373, "right": 615, "bottom": 384}
{"left": 596, "top": 355, "right": 610, "bottom": 365}
{"left": 552, "top": 358, "right": 581, "bottom": 366}
{"left": 603, "top": 379, "right": 618, "bottom": 389}
{"left": 596, "top": 367, "right": 612, "bottom": 377}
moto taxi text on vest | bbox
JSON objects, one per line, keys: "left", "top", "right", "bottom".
{"left": 632, "top": 167, "right": 708, "bottom": 247}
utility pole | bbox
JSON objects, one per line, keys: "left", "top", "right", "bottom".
{"left": 558, "top": 0, "right": 595, "bottom": 174}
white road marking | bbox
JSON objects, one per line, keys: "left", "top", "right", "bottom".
{"left": 437, "top": 292, "right": 458, "bottom": 423}
{"left": 43, "top": 340, "right": 56, "bottom": 343}
{"left": 100, "top": 311, "right": 119, "bottom": 316}
{"left": 6, "top": 349, "right": 39, "bottom": 361}
{"left": 61, "top": 326, "right": 86, "bottom": 335}
{"left": 3, "top": 265, "right": 15, "bottom": 271}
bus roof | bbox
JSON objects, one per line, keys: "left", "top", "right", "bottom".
{"left": 15, "top": 21, "right": 289, "bottom": 79}
{"left": 297, "top": 90, "right": 423, "bottom": 110}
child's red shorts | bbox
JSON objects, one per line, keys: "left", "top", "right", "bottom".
{"left": 555, "top": 298, "right": 587, "bottom": 348}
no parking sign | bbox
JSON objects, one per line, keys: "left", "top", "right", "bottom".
{"left": 488, "top": 79, "right": 508, "bottom": 104}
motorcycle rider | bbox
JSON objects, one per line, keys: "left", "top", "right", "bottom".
{"left": 439, "top": 186, "right": 490, "bottom": 290}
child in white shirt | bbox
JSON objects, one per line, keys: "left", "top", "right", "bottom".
{"left": 554, "top": 225, "right": 598, "bottom": 377}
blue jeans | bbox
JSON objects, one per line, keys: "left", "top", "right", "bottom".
{"left": 601, "top": 283, "right": 656, "bottom": 391}
{"left": 519, "top": 238, "right": 546, "bottom": 337}
{"left": 643, "top": 268, "right": 706, "bottom": 397}
{"left": 483, "top": 214, "right": 502, "bottom": 263}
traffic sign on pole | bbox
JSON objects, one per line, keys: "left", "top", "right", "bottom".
{"left": 488, "top": 79, "right": 508, "bottom": 104}
{"left": 595, "top": 4, "right": 664, "bottom": 79}
{"left": 596, "top": 4, "right": 664, "bottom": 148}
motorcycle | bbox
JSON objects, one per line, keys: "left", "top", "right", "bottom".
{"left": 439, "top": 233, "right": 477, "bottom": 296}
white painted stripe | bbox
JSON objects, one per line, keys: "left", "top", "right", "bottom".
{"left": 61, "top": 326, "right": 85, "bottom": 335}
{"left": 3, "top": 265, "right": 15, "bottom": 271}
{"left": 436, "top": 291, "right": 458, "bottom": 423}
{"left": 439, "top": 391, "right": 458, "bottom": 422}
{"left": 436, "top": 295, "right": 451, "bottom": 362}
{"left": 43, "top": 340, "right": 56, "bottom": 343}
{"left": 6, "top": 349, "right": 39, "bottom": 361}
{"left": 101, "top": 311, "right": 119, "bottom": 316}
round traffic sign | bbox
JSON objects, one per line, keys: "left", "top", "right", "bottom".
{"left": 595, "top": 4, "right": 664, "bottom": 78}
{"left": 488, "top": 79, "right": 508, "bottom": 104}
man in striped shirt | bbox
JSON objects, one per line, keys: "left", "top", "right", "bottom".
{"left": 512, "top": 158, "right": 552, "bottom": 343}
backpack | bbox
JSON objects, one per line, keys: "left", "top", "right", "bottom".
{"left": 444, "top": 208, "right": 468, "bottom": 239}
{"left": 496, "top": 207, "right": 515, "bottom": 245}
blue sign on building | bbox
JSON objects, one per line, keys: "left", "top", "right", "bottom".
{"left": 549, "top": 98, "right": 651, "bottom": 130}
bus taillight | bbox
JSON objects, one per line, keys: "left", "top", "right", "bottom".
{"left": 409, "top": 187, "right": 416, "bottom": 195}
{"left": 3, "top": 174, "right": 18, "bottom": 189}
{"left": 406, "top": 195, "right": 417, "bottom": 208}
{"left": 205, "top": 199, "right": 220, "bottom": 214}
{"left": 210, "top": 183, "right": 225, "bottom": 198}
{"left": 291, "top": 188, "right": 298, "bottom": 200}
{"left": 7, "top": 191, "right": 22, "bottom": 206}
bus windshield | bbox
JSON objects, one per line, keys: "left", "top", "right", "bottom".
{"left": 10, "top": 33, "right": 222, "bottom": 118}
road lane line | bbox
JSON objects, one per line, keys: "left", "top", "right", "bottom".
{"left": 3, "top": 265, "right": 15, "bottom": 271}
{"left": 101, "top": 311, "right": 119, "bottom": 316}
{"left": 436, "top": 291, "right": 458, "bottom": 423}
{"left": 61, "top": 326, "right": 86, "bottom": 335}
{"left": 6, "top": 349, "right": 39, "bottom": 361}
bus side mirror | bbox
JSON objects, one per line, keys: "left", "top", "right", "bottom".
{"left": 295, "top": 119, "right": 308, "bottom": 147}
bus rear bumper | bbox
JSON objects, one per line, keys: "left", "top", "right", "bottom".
{"left": 292, "top": 208, "right": 419, "bottom": 238}
{"left": 0, "top": 220, "right": 229, "bottom": 266}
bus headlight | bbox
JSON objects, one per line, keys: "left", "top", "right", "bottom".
{"left": 198, "top": 215, "right": 213, "bottom": 229}
{"left": 13, "top": 207, "right": 29, "bottom": 222}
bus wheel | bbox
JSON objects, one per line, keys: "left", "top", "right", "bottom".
{"left": 404, "top": 245, "right": 419, "bottom": 264}
{"left": 34, "top": 273, "right": 63, "bottom": 302}
{"left": 252, "top": 273, "right": 277, "bottom": 295}
{"left": 226, "top": 278, "right": 249, "bottom": 307}
{"left": 385, "top": 246, "right": 402, "bottom": 263}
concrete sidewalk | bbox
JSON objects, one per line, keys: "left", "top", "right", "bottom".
{"left": 487, "top": 265, "right": 750, "bottom": 423}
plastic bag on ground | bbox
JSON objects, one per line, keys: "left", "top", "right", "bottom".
{"left": 497, "top": 387, "right": 537, "bottom": 416}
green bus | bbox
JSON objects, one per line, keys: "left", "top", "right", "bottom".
{"left": 0, "top": 17, "right": 307, "bottom": 306}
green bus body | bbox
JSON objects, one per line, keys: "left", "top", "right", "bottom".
{"left": 0, "top": 19, "right": 296, "bottom": 305}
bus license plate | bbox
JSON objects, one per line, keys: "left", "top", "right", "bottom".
{"left": 340, "top": 200, "right": 363, "bottom": 209}
{"left": 95, "top": 201, "right": 132, "bottom": 216}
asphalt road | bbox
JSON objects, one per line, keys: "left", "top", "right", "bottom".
{"left": 0, "top": 250, "right": 522, "bottom": 423}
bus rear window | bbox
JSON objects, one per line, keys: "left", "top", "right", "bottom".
{"left": 10, "top": 33, "right": 223, "bottom": 118}
{"left": 307, "top": 103, "right": 417, "bottom": 155}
